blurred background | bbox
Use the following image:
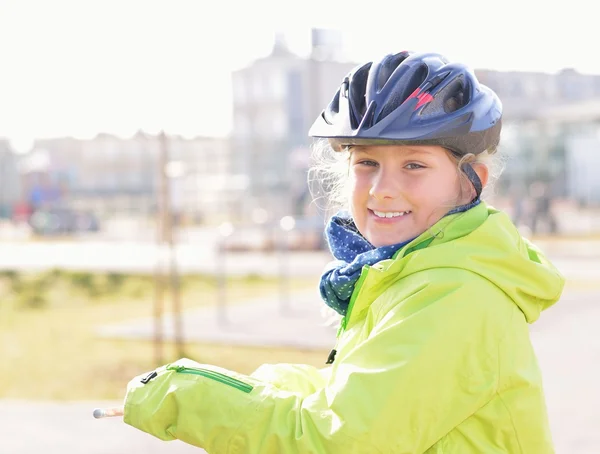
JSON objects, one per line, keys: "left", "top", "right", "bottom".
{"left": 0, "top": 0, "right": 599, "bottom": 453}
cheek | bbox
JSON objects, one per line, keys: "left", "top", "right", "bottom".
{"left": 348, "top": 178, "right": 369, "bottom": 225}
{"left": 349, "top": 175, "right": 368, "bottom": 202}
{"left": 410, "top": 173, "right": 461, "bottom": 209}
{"left": 349, "top": 184, "right": 362, "bottom": 216}
{"left": 401, "top": 177, "right": 439, "bottom": 205}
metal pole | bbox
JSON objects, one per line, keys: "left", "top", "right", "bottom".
{"left": 278, "top": 227, "right": 289, "bottom": 315}
{"left": 278, "top": 216, "right": 295, "bottom": 315}
{"left": 153, "top": 132, "right": 167, "bottom": 366}
{"left": 216, "top": 222, "right": 233, "bottom": 326}
{"left": 217, "top": 236, "right": 228, "bottom": 326}
{"left": 152, "top": 259, "right": 165, "bottom": 366}
{"left": 169, "top": 237, "right": 184, "bottom": 356}
{"left": 160, "top": 131, "right": 184, "bottom": 358}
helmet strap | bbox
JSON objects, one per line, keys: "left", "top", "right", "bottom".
{"left": 461, "top": 163, "right": 482, "bottom": 201}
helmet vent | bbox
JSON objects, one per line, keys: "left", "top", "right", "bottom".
{"left": 377, "top": 64, "right": 427, "bottom": 121}
{"left": 348, "top": 63, "right": 372, "bottom": 128}
{"left": 323, "top": 87, "right": 341, "bottom": 125}
{"left": 376, "top": 53, "right": 410, "bottom": 91}
{"left": 442, "top": 75, "right": 470, "bottom": 113}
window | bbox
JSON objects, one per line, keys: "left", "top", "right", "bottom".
{"left": 233, "top": 113, "right": 252, "bottom": 138}
{"left": 233, "top": 73, "right": 248, "bottom": 105}
{"left": 271, "top": 108, "right": 287, "bottom": 138}
{"left": 265, "top": 70, "right": 285, "bottom": 100}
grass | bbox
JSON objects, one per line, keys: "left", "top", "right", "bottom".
{"left": 0, "top": 270, "right": 329, "bottom": 400}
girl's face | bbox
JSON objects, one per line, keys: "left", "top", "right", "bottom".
{"left": 349, "top": 144, "right": 476, "bottom": 247}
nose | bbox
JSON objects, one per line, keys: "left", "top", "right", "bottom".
{"left": 369, "top": 167, "right": 402, "bottom": 200}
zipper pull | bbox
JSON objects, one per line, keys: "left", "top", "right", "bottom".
{"left": 326, "top": 349, "right": 337, "bottom": 364}
{"left": 140, "top": 370, "right": 158, "bottom": 384}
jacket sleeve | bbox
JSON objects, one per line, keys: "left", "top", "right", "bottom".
{"left": 123, "top": 274, "right": 512, "bottom": 454}
{"left": 249, "top": 362, "right": 330, "bottom": 396}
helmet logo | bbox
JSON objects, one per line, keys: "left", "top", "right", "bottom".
{"left": 405, "top": 87, "right": 433, "bottom": 110}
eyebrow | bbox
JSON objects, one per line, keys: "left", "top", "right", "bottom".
{"left": 352, "top": 146, "right": 435, "bottom": 156}
{"left": 403, "top": 147, "right": 435, "bottom": 156}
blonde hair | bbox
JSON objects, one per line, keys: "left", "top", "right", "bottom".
{"left": 307, "top": 139, "right": 505, "bottom": 216}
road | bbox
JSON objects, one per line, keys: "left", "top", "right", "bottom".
{"left": 0, "top": 240, "right": 333, "bottom": 276}
{"left": 0, "top": 239, "right": 597, "bottom": 280}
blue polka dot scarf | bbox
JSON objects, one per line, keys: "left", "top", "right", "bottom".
{"left": 319, "top": 211, "right": 413, "bottom": 316}
{"left": 319, "top": 200, "right": 481, "bottom": 316}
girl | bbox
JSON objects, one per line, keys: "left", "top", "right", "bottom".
{"left": 122, "top": 51, "right": 565, "bottom": 453}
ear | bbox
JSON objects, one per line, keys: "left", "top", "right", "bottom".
{"left": 472, "top": 163, "right": 489, "bottom": 189}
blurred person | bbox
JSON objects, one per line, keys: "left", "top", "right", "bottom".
{"left": 509, "top": 181, "right": 527, "bottom": 226}
{"left": 530, "top": 180, "right": 558, "bottom": 235}
{"left": 120, "top": 52, "right": 565, "bottom": 453}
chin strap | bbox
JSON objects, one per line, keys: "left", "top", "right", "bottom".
{"left": 461, "top": 163, "right": 482, "bottom": 201}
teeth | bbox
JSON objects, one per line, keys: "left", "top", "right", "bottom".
{"left": 373, "top": 210, "right": 410, "bottom": 218}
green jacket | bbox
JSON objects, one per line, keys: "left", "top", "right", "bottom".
{"left": 124, "top": 203, "right": 565, "bottom": 453}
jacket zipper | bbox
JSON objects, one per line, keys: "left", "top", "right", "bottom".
{"left": 326, "top": 237, "right": 435, "bottom": 364}
{"left": 325, "top": 265, "right": 371, "bottom": 365}
{"left": 341, "top": 265, "right": 370, "bottom": 332}
{"left": 166, "top": 365, "right": 253, "bottom": 393}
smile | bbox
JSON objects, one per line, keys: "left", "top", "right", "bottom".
{"left": 371, "top": 210, "right": 411, "bottom": 218}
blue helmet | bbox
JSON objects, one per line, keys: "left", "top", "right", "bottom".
{"left": 308, "top": 51, "right": 502, "bottom": 157}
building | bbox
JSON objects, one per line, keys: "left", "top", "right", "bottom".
{"left": 475, "top": 67, "right": 600, "bottom": 205}
{"left": 19, "top": 132, "right": 232, "bottom": 223}
{"left": 165, "top": 133, "right": 234, "bottom": 223}
{"left": 476, "top": 68, "right": 600, "bottom": 121}
{"left": 231, "top": 29, "right": 358, "bottom": 221}
{"left": 527, "top": 99, "right": 600, "bottom": 205}
{"left": 0, "top": 139, "right": 21, "bottom": 219}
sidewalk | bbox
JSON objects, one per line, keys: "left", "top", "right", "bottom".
{"left": 94, "top": 248, "right": 599, "bottom": 350}
{"left": 0, "top": 400, "right": 202, "bottom": 454}
{"left": 534, "top": 237, "right": 600, "bottom": 259}
{"left": 97, "top": 289, "right": 338, "bottom": 350}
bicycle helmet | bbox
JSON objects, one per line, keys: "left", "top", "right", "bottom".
{"left": 308, "top": 51, "right": 503, "bottom": 198}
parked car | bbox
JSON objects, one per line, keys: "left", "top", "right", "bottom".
{"left": 28, "top": 208, "right": 100, "bottom": 236}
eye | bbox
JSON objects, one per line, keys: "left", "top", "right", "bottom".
{"left": 357, "top": 160, "right": 378, "bottom": 167}
{"left": 405, "top": 163, "right": 425, "bottom": 170}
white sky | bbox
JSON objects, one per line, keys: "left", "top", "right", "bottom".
{"left": 0, "top": 0, "right": 595, "bottom": 152}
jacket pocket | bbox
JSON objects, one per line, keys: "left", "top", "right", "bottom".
{"left": 166, "top": 364, "right": 253, "bottom": 393}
